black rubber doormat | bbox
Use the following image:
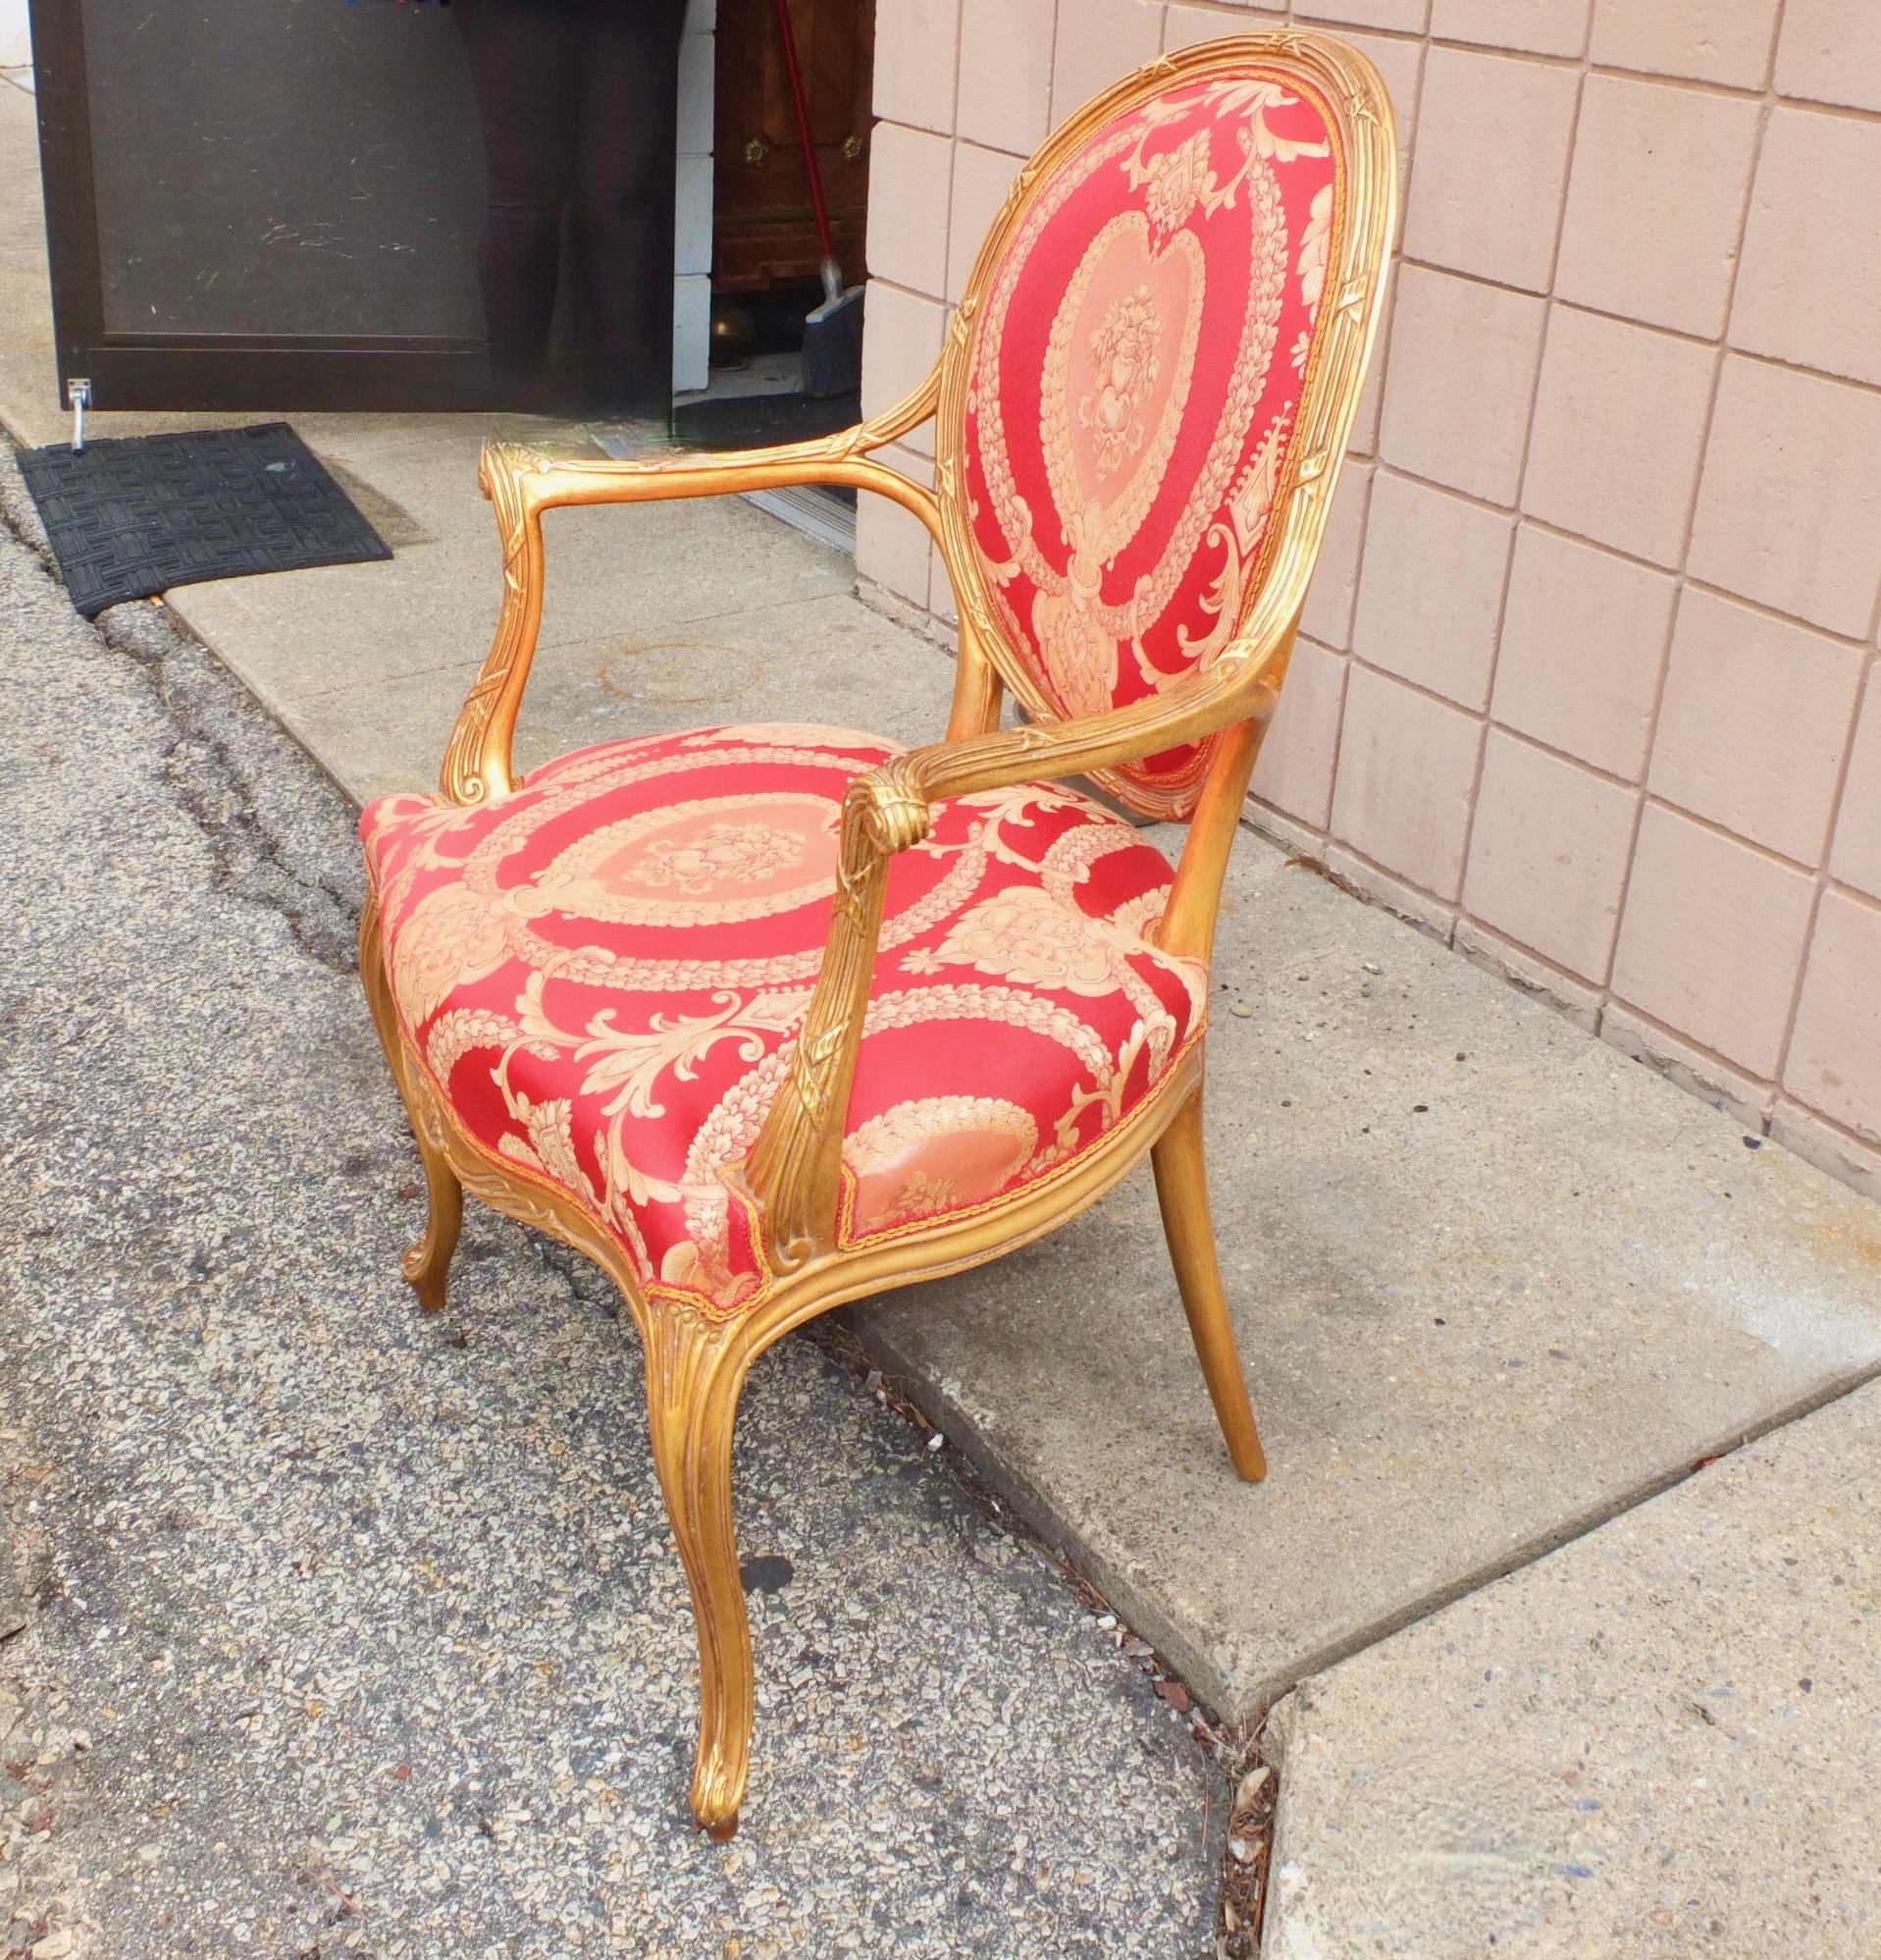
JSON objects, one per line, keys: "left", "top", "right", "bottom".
{"left": 671, "top": 388, "right": 862, "bottom": 451}
{"left": 18, "top": 422, "right": 392, "bottom": 618}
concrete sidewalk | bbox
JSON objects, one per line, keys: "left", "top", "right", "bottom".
{"left": 7, "top": 74, "right": 1881, "bottom": 1955}
{"left": 1261, "top": 1374, "right": 1881, "bottom": 1957}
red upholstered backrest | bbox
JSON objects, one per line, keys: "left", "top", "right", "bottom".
{"left": 948, "top": 55, "right": 1345, "bottom": 819}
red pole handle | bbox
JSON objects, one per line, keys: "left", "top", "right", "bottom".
{"left": 770, "top": 0, "right": 836, "bottom": 264}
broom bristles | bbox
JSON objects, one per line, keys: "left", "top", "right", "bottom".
{"left": 801, "top": 284, "right": 865, "bottom": 399}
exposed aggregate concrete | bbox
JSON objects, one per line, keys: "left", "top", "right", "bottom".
{"left": 0, "top": 466, "right": 1225, "bottom": 1959}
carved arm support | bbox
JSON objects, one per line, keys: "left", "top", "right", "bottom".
{"left": 741, "top": 627, "right": 1290, "bottom": 1273}
{"left": 440, "top": 369, "right": 943, "bottom": 806}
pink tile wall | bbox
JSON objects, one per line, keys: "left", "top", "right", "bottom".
{"left": 856, "top": 0, "right": 1881, "bottom": 1199}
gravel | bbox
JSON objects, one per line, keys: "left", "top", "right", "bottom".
{"left": 0, "top": 459, "right": 1225, "bottom": 1960}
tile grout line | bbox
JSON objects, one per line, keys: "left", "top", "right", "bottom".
{"left": 1296, "top": 11, "right": 1881, "bottom": 126}
{"left": 1693, "top": 0, "right": 1834, "bottom": 1114}
{"left": 1768, "top": 652, "right": 1873, "bottom": 1093}
{"left": 1445, "top": 43, "right": 1592, "bottom": 939}
{"left": 1378, "top": 455, "right": 1879, "bottom": 650}
{"left": 1311, "top": 22, "right": 1427, "bottom": 876}
{"left": 925, "top": 0, "right": 972, "bottom": 613}
{"left": 1600, "top": 990, "right": 1775, "bottom": 1103}
{"left": 1392, "top": 262, "right": 1881, "bottom": 406}
{"left": 1771, "top": 1083, "right": 1881, "bottom": 1161}
{"left": 1329, "top": 657, "right": 1855, "bottom": 890}
{"left": 1585, "top": 13, "right": 1785, "bottom": 1066}
{"left": 1452, "top": 913, "right": 1606, "bottom": 1021}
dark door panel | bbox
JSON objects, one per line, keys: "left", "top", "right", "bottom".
{"left": 80, "top": 5, "right": 487, "bottom": 341}
{"left": 28, "top": 0, "right": 673, "bottom": 413}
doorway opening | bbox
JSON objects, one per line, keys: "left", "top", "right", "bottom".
{"left": 672, "top": 0, "right": 874, "bottom": 550}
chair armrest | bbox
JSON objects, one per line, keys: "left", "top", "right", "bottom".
{"left": 478, "top": 363, "right": 938, "bottom": 515}
{"left": 438, "top": 370, "right": 942, "bottom": 806}
{"left": 872, "top": 660, "right": 1279, "bottom": 816}
{"left": 741, "top": 624, "right": 1288, "bottom": 1274}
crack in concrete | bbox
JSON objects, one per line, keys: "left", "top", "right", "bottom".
{"left": 101, "top": 609, "right": 362, "bottom": 975}
{"left": 0, "top": 457, "right": 704, "bottom": 1403}
{"left": 0, "top": 452, "right": 365, "bottom": 975}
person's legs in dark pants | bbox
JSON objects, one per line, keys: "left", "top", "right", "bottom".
{"left": 575, "top": 0, "right": 687, "bottom": 410}
{"left": 453, "top": 0, "right": 584, "bottom": 373}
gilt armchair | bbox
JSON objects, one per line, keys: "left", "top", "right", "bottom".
{"left": 357, "top": 31, "right": 1396, "bottom": 1838}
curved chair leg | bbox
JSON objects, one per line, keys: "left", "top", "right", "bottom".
{"left": 642, "top": 1309, "right": 758, "bottom": 1840}
{"left": 359, "top": 896, "right": 463, "bottom": 1313}
{"left": 1150, "top": 1085, "right": 1268, "bottom": 1483}
{"left": 400, "top": 1142, "right": 463, "bottom": 1314}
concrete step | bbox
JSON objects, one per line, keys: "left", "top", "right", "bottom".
{"left": 850, "top": 830, "right": 1881, "bottom": 1721}
{"left": 1258, "top": 1373, "right": 1881, "bottom": 1957}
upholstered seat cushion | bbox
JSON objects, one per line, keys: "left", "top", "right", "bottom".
{"left": 361, "top": 724, "right": 1207, "bottom": 1317}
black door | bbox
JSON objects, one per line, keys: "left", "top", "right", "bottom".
{"left": 28, "top": 0, "right": 673, "bottom": 413}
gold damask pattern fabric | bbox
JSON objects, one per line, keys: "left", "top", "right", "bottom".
{"left": 361, "top": 725, "right": 1208, "bottom": 1318}
{"left": 961, "top": 67, "right": 1341, "bottom": 818}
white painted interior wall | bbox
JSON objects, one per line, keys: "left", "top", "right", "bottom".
{"left": 673, "top": 0, "right": 714, "bottom": 393}
{"left": 0, "top": 0, "right": 31, "bottom": 70}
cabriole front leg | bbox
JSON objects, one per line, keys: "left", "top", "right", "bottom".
{"left": 641, "top": 1308, "right": 759, "bottom": 1839}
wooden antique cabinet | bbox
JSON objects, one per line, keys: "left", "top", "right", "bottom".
{"left": 711, "top": 0, "right": 874, "bottom": 293}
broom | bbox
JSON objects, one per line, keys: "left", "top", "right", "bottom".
{"left": 771, "top": 0, "right": 864, "bottom": 397}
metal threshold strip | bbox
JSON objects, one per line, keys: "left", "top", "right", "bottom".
{"left": 743, "top": 483, "right": 856, "bottom": 556}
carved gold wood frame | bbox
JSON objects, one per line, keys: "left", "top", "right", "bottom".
{"left": 360, "top": 32, "right": 1397, "bottom": 1840}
